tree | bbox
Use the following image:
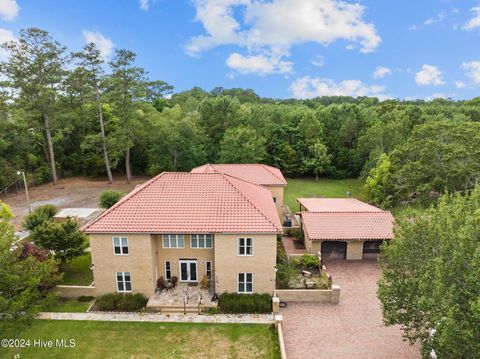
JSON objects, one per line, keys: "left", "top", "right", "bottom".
{"left": 1, "top": 28, "right": 68, "bottom": 185}
{"left": 364, "top": 153, "right": 394, "bottom": 207}
{"left": 32, "top": 218, "right": 87, "bottom": 265}
{"left": 219, "top": 125, "right": 266, "bottom": 163}
{"left": 22, "top": 204, "right": 58, "bottom": 230}
{"left": 74, "top": 43, "right": 114, "bottom": 183}
{"left": 99, "top": 190, "right": 124, "bottom": 208}
{"left": 0, "top": 201, "right": 59, "bottom": 334}
{"left": 302, "top": 142, "right": 332, "bottom": 181}
{"left": 378, "top": 187, "right": 480, "bottom": 358}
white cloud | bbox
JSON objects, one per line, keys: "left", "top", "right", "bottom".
{"left": 187, "top": 0, "right": 380, "bottom": 75}
{"left": 461, "top": 61, "right": 480, "bottom": 84}
{"left": 311, "top": 55, "right": 325, "bottom": 67}
{"left": 139, "top": 0, "right": 149, "bottom": 11}
{"left": 463, "top": 7, "right": 480, "bottom": 30}
{"left": 226, "top": 52, "right": 293, "bottom": 75}
{"left": 455, "top": 81, "right": 466, "bottom": 89}
{"left": 373, "top": 66, "right": 391, "bottom": 79}
{"left": 424, "top": 92, "right": 456, "bottom": 101}
{"left": 409, "top": 11, "right": 447, "bottom": 31}
{"left": 0, "top": 28, "right": 16, "bottom": 59}
{"left": 82, "top": 30, "right": 114, "bottom": 59}
{"left": 415, "top": 65, "right": 445, "bottom": 86}
{"left": 0, "top": 0, "right": 19, "bottom": 21}
{"left": 290, "top": 76, "right": 388, "bottom": 99}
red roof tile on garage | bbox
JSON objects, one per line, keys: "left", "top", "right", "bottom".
{"left": 82, "top": 172, "right": 282, "bottom": 234}
{"left": 301, "top": 211, "right": 394, "bottom": 241}
{"left": 191, "top": 164, "right": 287, "bottom": 186}
{"left": 297, "top": 198, "right": 384, "bottom": 212}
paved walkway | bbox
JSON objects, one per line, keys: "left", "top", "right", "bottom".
{"left": 38, "top": 311, "right": 274, "bottom": 324}
{"left": 282, "top": 236, "right": 306, "bottom": 256}
{"left": 281, "top": 260, "right": 420, "bottom": 359}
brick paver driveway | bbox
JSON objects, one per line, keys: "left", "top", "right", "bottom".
{"left": 281, "top": 259, "right": 420, "bottom": 359}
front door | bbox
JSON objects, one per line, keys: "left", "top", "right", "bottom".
{"left": 179, "top": 260, "right": 198, "bottom": 282}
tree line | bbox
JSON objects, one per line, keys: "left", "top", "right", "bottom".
{"left": 1, "top": 28, "right": 480, "bottom": 207}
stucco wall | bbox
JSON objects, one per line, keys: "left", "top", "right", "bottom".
{"left": 214, "top": 233, "right": 277, "bottom": 295}
{"left": 346, "top": 241, "right": 364, "bottom": 260}
{"left": 89, "top": 233, "right": 156, "bottom": 296}
{"left": 152, "top": 234, "right": 214, "bottom": 283}
{"left": 275, "top": 285, "right": 340, "bottom": 304}
{"left": 268, "top": 186, "right": 285, "bottom": 219}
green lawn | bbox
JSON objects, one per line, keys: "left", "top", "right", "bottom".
{"left": 60, "top": 253, "right": 94, "bottom": 286}
{"left": 0, "top": 320, "right": 280, "bottom": 359}
{"left": 45, "top": 298, "right": 91, "bottom": 313}
{"left": 284, "top": 177, "right": 367, "bottom": 211}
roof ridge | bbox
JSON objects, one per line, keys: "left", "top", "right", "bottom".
{"left": 220, "top": 173, "right": 280, "bottom": 231}
{"left": 82, "top": 172, "right": 167, "bottom": 231}
{"left": 302, "top": 210, "right": 390, "bottom": 214}
{"left": 260, "top": 164, "right": 287, "bottom": 184}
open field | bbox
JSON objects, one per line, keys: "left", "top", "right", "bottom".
{"left": 2, "top": 176, "right": 148, "bottom": 230}
{"left": 46, "top": 298, "right": 91, "bottom": 313}
{"left": 0, "top": 320, "right": 280, "bottom": 359}
{"left": 284, "top": 177, "right": 367, "bottom": 212}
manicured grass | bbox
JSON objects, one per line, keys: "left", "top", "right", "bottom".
{"left": 0, "top": 320, "right": 280, "bottom": 359}
{"left": 60, "top": 253, "right": 93, "bottom": 286}
{"left": 45, "top": 298, "right": 91, "bottom": 313}
{"left": 284, "top": 177, "right": 367, "bottom": 211}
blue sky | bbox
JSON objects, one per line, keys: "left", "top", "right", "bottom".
{"left": 1, "top": 0, "right": 480, "bottom": 100}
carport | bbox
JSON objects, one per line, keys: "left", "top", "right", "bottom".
{"left": 321, "top": 241, "right": 347, "bottom": 259}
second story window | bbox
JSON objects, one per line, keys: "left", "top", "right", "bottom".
{"left": 191, "top": 234, "right": 213, "bottom": 248}
{"left": 238, "top": 237, "right": 254, "bottom": 256}
{"left": 113, "top": 237, "right": 128, "bottom": 255}
{"left": 162, "top": 234, "right": 184, "bottom": 248}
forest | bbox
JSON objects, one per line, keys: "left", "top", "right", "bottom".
{"left": 1, "top": 28, "right": 480, "bottom": 207}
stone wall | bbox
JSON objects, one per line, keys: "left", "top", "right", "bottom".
{"left": 275, "top": 285, "right": 340, "bottom": 304}
{"left": 56, "top": 285, "right": 97, "bottom": 298}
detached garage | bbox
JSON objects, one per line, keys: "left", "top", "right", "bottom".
{"left": 297, "top": 198, "right": 394, "bottom": 260}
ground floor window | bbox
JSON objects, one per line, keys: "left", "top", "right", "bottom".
{"left": 206, "top": 261, "right": 212, "bottom": 277}
{"left": 165, "top": 261, "right": 172, "bottom": 280}
{"left": 116, "top": 272, "right": 132, "bottom": 292}
{"left": 363, "top": 240, "right": 383, "bottom": 254}
{"left": 238, "top": 273, "right": 253, "bottom": 293}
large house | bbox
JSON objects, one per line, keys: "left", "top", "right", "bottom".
{"left": 83, "top": 171, "right": 282, "bottom": 297}
{"left": 191, "top": 164, "right": 287, "bottom": 218}
{"left": 297, "top": 198, "right": 394, "bottom": 260}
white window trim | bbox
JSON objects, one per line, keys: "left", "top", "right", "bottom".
{"left": 162, "top": 234, "right": 185, "bottom": 249}
{"left": 112, "top": 237, "right": 129, "bottom": 256}
{"left": 237, "top": 272, "right": 253, "bottom": 294}
{"left": 164, "top": 261, "right": 172, "bottom": 280}
{"left": 237, "top": 237, "right": 254, "bottom": 256}
{"left": 205, "top": 261, "right": 212, "bottom": 277}
{"left": 190, "top": 234, "right": 213, "bottom": 249}
{"left": 116, "top": 272, "right": 132, "bottom": 293}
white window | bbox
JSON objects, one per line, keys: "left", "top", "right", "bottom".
{"left": 238, "top": 237, "right": 254, "bottom": 256}
{"left": 113, "top": 237, "right": 128, "bottom": 255}
{"left": 162, "top": 234, "right": 184, "bottom": 248}
{"left": 205, "top": 261, "right": 212, "bottom": 277}
{"left": 116, "top": 272, "right": 132, "bottom": 292}
{"left": 238, "top": 273, "right": 253, "bottom": 293}
{"left": 191, "top": 234, "right": 213, "bottom": 248}
{"left": 164, "top": 261, "right": 172, "bottom": 280}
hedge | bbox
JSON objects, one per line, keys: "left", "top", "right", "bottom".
{"left": 95, "top": 293, "right": 148, "bottom": 312}
{"left": 218, "top": 293, "right": 271, "bottom": 314}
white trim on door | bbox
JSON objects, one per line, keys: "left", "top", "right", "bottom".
{"left": 179, "top": 259, "right": 198, "bottom": 282}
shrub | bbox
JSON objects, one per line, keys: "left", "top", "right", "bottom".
{"left": 99, "top": 190, "right": 124, "bottom": 209}
{"left": 218, "top": 293, "right": 271, "bottom": 314}
{"left": 276, "top": 261, "right": 297, "bottom": 289}
{"left": 22, "top": 204, "right": 58, "bottom": 230}
{"left": 200, "top": 275, "right": 209, "bottom": 290}
{"left": 207, "top": 306, "right": 219, "bottom": 315}
{"left": 286, "top": 228, "right": 303, "bottom": 240}
{"left": 78, "top": 296, "right": 94, "bottom": 302}
{"left": 301, "top": 254, "right": 320, "bottom": 269}
{"left": 95, "top": 293, "right": 147, "bottom": 312}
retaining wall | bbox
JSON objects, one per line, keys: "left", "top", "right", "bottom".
{"left": 275, "top": 285, "right": 340, "bottom": 304}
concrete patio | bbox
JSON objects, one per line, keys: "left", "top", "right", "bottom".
{"left": 147, "top": 283, "right": 216, "bottom": 313}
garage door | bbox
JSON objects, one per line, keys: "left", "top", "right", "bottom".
{"left": 363, "top": 240, "right": 383, "bottom": 259}
{"left": 321, "top": 241, "right": 347, "bottom": 259}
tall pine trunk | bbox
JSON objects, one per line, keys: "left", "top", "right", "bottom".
{"left": 43, "top": 112, "right": 58, "bottom": 185}
{"left": 125, "top": 147, "right": 132, "bottom": 183}
{"left": 95, "top": 88, "right": 113, "bottom": 184}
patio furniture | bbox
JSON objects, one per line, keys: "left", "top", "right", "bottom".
{"left": 166, "top": 276, "right": 178, "bottom": 292}
{"left": 156, "top": 276, "right": 167, "bottom": 294}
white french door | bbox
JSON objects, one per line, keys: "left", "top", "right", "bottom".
{"left": 179, "top": 260, "right": 198, "bottom": 282}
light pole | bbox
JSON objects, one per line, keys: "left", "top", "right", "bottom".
{"left": 17, "top": 170, "right": 31, "bottom": 213}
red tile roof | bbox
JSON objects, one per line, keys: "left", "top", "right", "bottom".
{"left": 301, "top": 211, "right": 394, "bottom": 241}
{"left": 191, "top": 164, "right": 287, "bottom": 187}
{"left": 82, "top": 172, "right": 282, "bottom": 234}
{"left": 297, "top": 198, "right": 384, "bottom": 212}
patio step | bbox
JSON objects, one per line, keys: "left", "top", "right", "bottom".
{"left": 159, "top": 306, "right": 202, "bottom": 314}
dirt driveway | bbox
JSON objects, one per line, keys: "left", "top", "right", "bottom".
{"left": 280, "top": 260, "right": 420, "bottom": 359}
{"left": 2, "top": 176, "right": 148, "bottom": 230}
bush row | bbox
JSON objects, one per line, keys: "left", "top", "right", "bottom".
{"left": 218, "top": 293, "right": 271, "bottom": 314}
{"left": 95, "top": 293, "right": 148, "bottom": 312}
